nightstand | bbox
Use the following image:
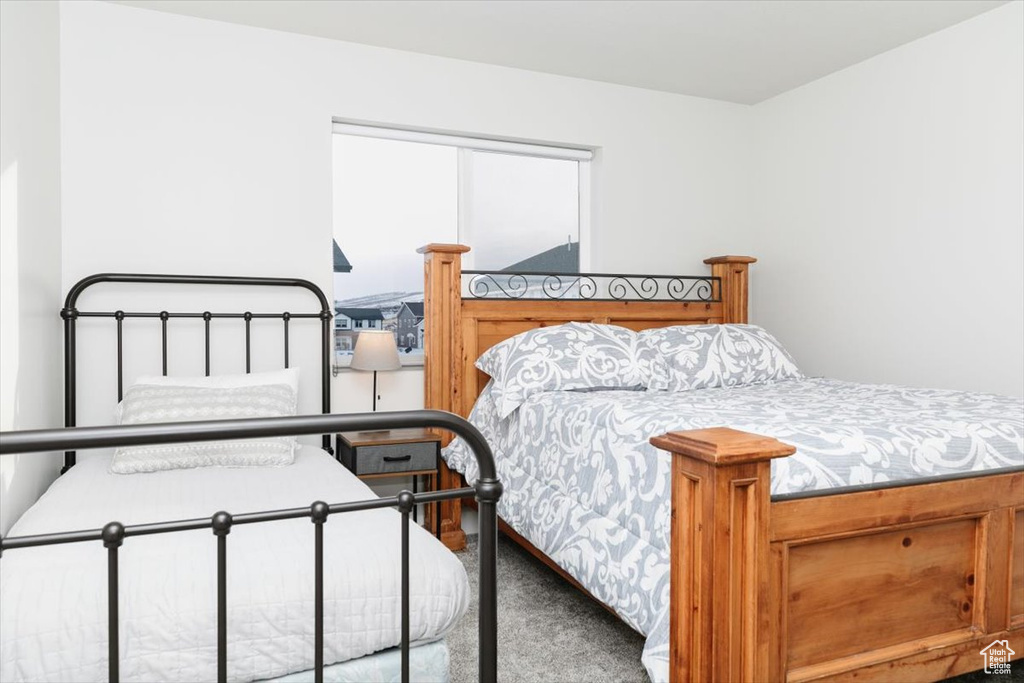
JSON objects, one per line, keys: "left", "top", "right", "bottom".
{"left": 336, "top": 428, "right": 441, "bottom": 539}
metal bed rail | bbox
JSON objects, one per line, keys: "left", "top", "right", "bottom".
{"left": 0, "top": 410, "right": 501, "bottom": 683}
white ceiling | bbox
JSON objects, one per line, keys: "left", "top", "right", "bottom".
{"left": 110, "top": 0, "right": 1009, "bottom": 104}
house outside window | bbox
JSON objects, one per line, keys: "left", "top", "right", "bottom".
{"left": 332, "top": 124, "right": 592, "bottom": 366}
{"left": 334, "top": 307, "right": 385, "bottom": 356}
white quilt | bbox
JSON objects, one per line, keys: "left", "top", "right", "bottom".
{"left": 0, "top": 446, "right": 469, "bottom": 682}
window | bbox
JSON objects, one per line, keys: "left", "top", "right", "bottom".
{"left": 332, "top": 123, "right": 592, "bottom": 365}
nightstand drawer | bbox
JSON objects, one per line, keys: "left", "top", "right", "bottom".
{"left": 353, "top": 442, "right": 437, "bottom": 475}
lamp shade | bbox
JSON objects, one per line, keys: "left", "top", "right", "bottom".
{"left": 350, "top": 330, "right": 401, "bottom": 371}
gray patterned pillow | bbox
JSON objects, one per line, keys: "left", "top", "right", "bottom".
{"left": 639, "top": 324, "right": 803, "bottom": 391}
{"left": 110, "top": 383, "right": 298, "bottom": 474}
{"left": 476, "top": 322, "right": 645, "bottom": 418}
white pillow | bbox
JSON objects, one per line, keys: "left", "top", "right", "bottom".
{"left": 110, "top": 383, "right": 298, "bottom": 474}
{"left": 116, "top": 368, "right": 300, "bottom": 423}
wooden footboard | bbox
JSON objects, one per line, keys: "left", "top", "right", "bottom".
{"left": 654, "top": 428, "right": 1024, "bottom": 682}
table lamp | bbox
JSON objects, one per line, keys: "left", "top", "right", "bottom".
{"left": 350, "top": 330, "right": 401, "bottom": 411}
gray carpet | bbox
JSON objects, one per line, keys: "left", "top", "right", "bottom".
{"left": 449, "top": 536, "right": 647, "bottom": 682}
{"left": 448, "top": 535, "right": 1015, "bottom": 683}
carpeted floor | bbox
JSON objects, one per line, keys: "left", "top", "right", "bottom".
{"left": 448, "top": 536, "right": 647, "bottom": 683}
{"left": 448, "top": 536, "right": 1016, "bottom": 683}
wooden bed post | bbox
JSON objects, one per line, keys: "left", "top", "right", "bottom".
{"left": 704, "top": 256, "right": 756, "bottom": 324}
{"left": 650, "top": 428, "right": 794, "bottom": 683}
{"left": 419, "top": 243, "right": 471, "bottom": 551}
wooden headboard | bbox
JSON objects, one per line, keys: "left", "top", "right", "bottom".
{"left": 419, "top": 243, "right": 755, "bottom": 423}
{"left": 418, "top": 243, "right": 755, "bottom": 549}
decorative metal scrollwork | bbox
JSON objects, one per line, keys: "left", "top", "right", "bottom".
{"left": 541, "top": 275, "right": 598, "bottom": 300}
{"left": 608, "top": 277, "right": 657, "bottom": 300}
{"left": 667, "top": 277, "right": 714, "bottom": 302}
{"left": 467, "top": 273, "right": 530, "bottom": 299}
{"left": 462, "top": 271, "right": 719, "bottom": 302}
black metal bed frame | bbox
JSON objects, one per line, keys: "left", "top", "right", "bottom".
{"left": 0, "top": 273, "right": 502, "bottom": 683}
{"left": 0, "top": 413, "right": 501, "bottom": 683}
{"left": 61, "top": 273, "right": 336, "bottom": 473}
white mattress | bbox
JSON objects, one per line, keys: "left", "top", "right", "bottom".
{"left": 0, "top": 446, "right": 469, "bottom": 682}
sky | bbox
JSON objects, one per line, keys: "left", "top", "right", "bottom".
{"left": 332, "top": 134, "right": 579, "bottom": 301}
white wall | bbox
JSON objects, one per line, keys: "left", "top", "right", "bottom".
{"left": 58, "top": 0, "right": 753, "bottom": 422}
{"left": 0, "top": 0, "right": 64, "bottom": 535}
{"left": 752, "top": 1, "right": 1024, "bottom": 396}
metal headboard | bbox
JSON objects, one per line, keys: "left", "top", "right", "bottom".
{"left": 61, "top": 273, "right": 334, "bottom": 472}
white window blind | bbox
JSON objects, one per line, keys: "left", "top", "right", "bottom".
{"left": 331, "top": 122, "right": 593, "bottom": 162}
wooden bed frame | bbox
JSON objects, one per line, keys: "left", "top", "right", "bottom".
{"left": 418, "top": 244, "right": 1023, "bottom": 682}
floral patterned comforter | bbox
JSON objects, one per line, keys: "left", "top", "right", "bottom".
{"left": 444, "top": 378, "right": 1023, "bottom": 682}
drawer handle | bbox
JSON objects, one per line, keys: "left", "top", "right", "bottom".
{"left": 383, "top": 455, "right": 412, "bottom": 462}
